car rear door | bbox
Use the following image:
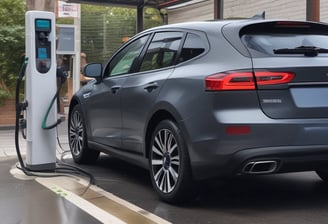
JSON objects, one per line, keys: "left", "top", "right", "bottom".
{"left": 240, "top": 21, "right": 328, "bottom": 119}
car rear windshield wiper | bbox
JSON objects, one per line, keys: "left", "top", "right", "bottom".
{"left": 273, "top": 46, "right": 328, "bottom": 57}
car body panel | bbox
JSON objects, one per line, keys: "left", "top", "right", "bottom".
{"left": 70, "top": 19, "right": 328, "bottom": 182}
{"left": 83, "top": 76, "right": 126, "bottom": 149}
{"left": 121, "top": 68, "right": 174, "bottom": 154}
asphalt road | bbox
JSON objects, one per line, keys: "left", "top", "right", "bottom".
{"left": 64, "top": 154, "right": 328, "bottom": 224}
{"left": 3, "top": 119, "right": 327, "bottom": 224}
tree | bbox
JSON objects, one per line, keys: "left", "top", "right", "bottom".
{"left": 0, "top": 0, "right": 25, "bottom": 103}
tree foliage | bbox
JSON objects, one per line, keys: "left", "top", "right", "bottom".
{"left": 0, "top": 0, "right": 25, "bottom": 98}
{"left": 0, "top": 0, "right": 25, "bottom": 25}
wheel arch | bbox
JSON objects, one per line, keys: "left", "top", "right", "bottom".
{"left": 68, "top": 99, "right": 100, "bottom": 164}
{"left": 68, "top": 96, "right": 92, "bottom": 139}
{"left": 145, "top": 110, "right": 178, "bottom": 159}
{"left": 68, "top": 97, "right": 79, "bottom": 119}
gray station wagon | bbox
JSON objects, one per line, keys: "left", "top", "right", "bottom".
{"left": 68, "top": 19, "right": 328, "bottom": 203}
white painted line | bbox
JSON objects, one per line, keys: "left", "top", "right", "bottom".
{"left": 77, "top": 178, "right": 172, "bottom": 224}
{"left": 36, "top": 177, "right": 126, "bottom": 224}
{"left": 9, "top": 163, "right": 172, "bottom": 224}
{"left": 36, "top": 176, "right": 172, "bottom": 224}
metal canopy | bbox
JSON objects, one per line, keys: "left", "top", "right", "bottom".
{"left": 67, "top": 0, "right": 192, "bottom": 32}
{"left": 67, "top": 0, "right": 192, "bottom": 9}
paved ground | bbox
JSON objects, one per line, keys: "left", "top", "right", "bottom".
{"left": 66, "top": 154, "right": 328, "bottom": 224}
{"left": 0, "top": 126, "right": 26, "bottom": 157}
{"left": 0, "top": 116, "right": 169, "bottom": 224}
{"left": 0, "top": 113, "right": 69, "bottom": 158}
{"left": 0, "top": 119, "right": 107, "bottom": 224}
{"left": 2, "top": 115, "right": 328, "bottom": 224}
{"left": 0, "top": 157, "right": 103, "bottom": 224}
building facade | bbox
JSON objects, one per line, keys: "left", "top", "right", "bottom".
{"left": 168, "top": 0, "right": 328, "bottom": 24}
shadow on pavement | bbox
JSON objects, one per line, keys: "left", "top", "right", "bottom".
{"left": 63, "top": 154, "right": 328, "bottom": 224}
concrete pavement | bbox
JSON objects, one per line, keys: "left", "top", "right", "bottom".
{"left": 0, "top": 113, "right": 171, "bottom": 224}
{"left": 0, "top": 111, "right": 69, "bottom": 158}
{"left": 0, "top": 127, "right": 26, "bottom": 157}
{"left": 0, "top": 115, "right": 107, "bottom": 224}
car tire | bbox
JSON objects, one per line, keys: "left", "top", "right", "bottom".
{"left": 69, "top": 104, "right": 99, "bottom": 164}
{"left": 149, "top": 119, "right": 197, "bottom": 203}
{"left": 316, "top": 170, "right": 328, "bottom": 182}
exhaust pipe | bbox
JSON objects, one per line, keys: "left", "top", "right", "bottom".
{"left": 242, "top": 160, "right": 278, "bottom": 174}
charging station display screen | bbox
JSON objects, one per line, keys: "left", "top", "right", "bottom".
{"left": 38, "top": 48, "right": 48, "bottom": 59}
{"left": 35, "top": 19, "right": 51, "bottom": 31}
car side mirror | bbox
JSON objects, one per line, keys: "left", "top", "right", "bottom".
{"left": 83, "top": 63, "right": 103, "bottom": 82}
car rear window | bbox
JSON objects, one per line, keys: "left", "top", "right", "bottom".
{"left": 179, "top": 33, "right": 206, "bottom": 62}
{"left": 240, "top": 21, "right": 328, "bottom": 57}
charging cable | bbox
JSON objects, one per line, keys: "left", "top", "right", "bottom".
{"left": 15, "top": 57, "right": 95, "bottom": 189}
{"left": 42, "top": 72, "right": 67, "bottom": 130}
{"left": 15, "top": 57, "right": 29, "bottom": 175}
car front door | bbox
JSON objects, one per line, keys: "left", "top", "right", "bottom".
{"left": 85, "top": 35, "right": 150, "bottom": 149}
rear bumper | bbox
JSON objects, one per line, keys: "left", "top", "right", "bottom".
{"left": 232, "top": 145, "right": 328, "bottom": 173}
{"left": 178, "top": 99, "right": 328, "bottom": 180}
{"left": 191, "top": 144, "right": 328, "bottom": 180}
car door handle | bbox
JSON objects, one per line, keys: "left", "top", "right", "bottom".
{"left": 111, "top": 85, "right": 121, "bottom": 94}
{"left": 144, "top": 82, "right": 159, "bottom": 93}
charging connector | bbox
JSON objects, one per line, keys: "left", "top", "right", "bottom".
{"left": 15, "top": 57, "right": 95, "bottom": 187}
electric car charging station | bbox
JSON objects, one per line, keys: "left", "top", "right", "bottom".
{"left": 1, "top": 10, "right": 170, "bottom": 224}
{"left": 3, "top": 2, "right": 328, "bottom": 224}
{"left": 25, "top": 11, "right": 57, "bottom": 171}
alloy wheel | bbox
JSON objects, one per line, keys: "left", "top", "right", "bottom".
{"left": 69, "top": 110, "right": 84, "bottom": 156}
{"left": 151, "top": 128, "right": 180, "bottom": 193}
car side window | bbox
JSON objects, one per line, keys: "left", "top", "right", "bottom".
{"left": 140, "top": 32, "right": 183, "bottom": 72}
{"left": 107, "top": 35, "right": 149, "bottom": 77}
{"left": 179, "top": 33, "right": 206, "bottom": 62}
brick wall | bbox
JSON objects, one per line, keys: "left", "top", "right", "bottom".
{"left": 0, "top": 99, "right": 16, "bottom": 126}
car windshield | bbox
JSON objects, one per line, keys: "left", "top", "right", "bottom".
{"left": 242, "top": 33, "right": 328, "bottom": 57}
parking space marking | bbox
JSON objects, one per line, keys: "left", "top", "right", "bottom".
{"left": 37, "top": 177, "right": 127, "bottom": 224}
{"left": 36, "top": 176, "right": 172, "bottom": 224}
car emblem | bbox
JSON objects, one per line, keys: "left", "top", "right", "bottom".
{"left": 262, "top": 99, "right": 282, "bottom": 104}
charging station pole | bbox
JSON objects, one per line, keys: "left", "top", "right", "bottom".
{"left": 25, "top": 11, "right": 56, "bottom": 171}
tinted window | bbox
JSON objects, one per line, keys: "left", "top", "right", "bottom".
{"left": 179, "top": 33, "right": 205, "bottom": 62}
{"left": 140, "top": 32, "right": 183, "bottom": 72}
{"left": 242, "top": 34, "right": 328, "bottom": 57}
{"left": 107, "top": 35, "right": 149, "bottom": 76}
{"left": 241, "top": 22, "right": 328, "bottom": 57}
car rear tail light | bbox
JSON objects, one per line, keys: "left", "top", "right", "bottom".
{"left": 205, "top": 71, "right": 294, "bottom": 91}
{"left": 205, "top": 72, "right": 255, "bottom": 91}
{"left": 255, "top": 71, "right": 294, "bottom": 86}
